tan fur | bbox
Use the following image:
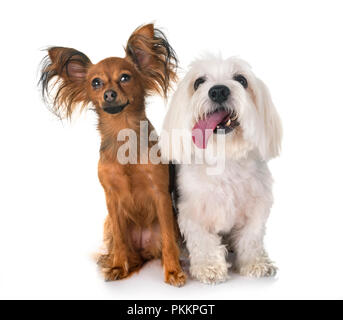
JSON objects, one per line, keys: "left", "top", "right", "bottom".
{"left": 40, "top": 24, "right": 186, "bottom": 286}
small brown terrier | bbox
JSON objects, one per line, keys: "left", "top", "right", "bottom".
{"left": 40, "top": 24, "right": 186, "bottom": 286}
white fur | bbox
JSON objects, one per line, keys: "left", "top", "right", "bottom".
{"left": 160, "top": 56, "right": 282, "bottom": 284}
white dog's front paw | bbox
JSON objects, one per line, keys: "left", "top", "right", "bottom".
{"left": 190, "top": 262, "right": 229, "bottom": 284}
{"left": 239, "top": 259, "right": 277, "bottom": 278}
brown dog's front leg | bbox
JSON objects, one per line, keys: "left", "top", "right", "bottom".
{"left": 155, "top": 192, "right": 186, "bottom": 287}
{"left": 101, "top": 193, "right": 132, "bottom": 281}
{"left": 98, "top": 162, "right": 144, "bottom": 281}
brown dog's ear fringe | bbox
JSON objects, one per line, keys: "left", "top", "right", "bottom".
{"left": 39, "top": 47, "right": 92, "bottom": 119}
{"left": 126, "top": 24, "right": 178, "bottom": 98}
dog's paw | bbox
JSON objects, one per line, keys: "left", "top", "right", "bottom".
{"left": 99, "top": 256, "right": 130, "bottom": 281}
{"left": 239, "top": 259, "right": 277, "bottom": 278}
{"left": 190, "top": 262, "right": 229, "bottom": 285}
{"left": 165, "top": 269, "right": 187, "bottom": 287}
{"left": 102, "top": 264, "right": 130, "bottom": 281}
{"left": 96, "top": 254, "right": 113, "bottom": 268}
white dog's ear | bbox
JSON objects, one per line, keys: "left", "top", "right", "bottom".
{"left": 254, "top": 78, "right": 282, "bottom": 160}
{"left": 159, "top": 78, "right": 192, "bottom": 163}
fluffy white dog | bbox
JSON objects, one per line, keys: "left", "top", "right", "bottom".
{"left": 159, "top": 56, "right": 282, "bottom": 284}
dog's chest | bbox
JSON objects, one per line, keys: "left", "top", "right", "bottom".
{"left": 125, "top": 164, "right": 169, "bottom": 222}
{"left": 178, "top": 160, "right": 271, "bottom": 232}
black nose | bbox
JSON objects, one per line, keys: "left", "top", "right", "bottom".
{"left": 208, "top": 85, "right": 230, "bottom": 103}
{"left": 104, "top": 90, "right": 117, "bottom": 103}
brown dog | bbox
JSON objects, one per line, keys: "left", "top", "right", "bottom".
{"left": 39, "top": 24, "right": 186, "bottom": 286}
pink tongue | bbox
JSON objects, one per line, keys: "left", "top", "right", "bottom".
{"left": 192, "top": 110, "right": 229, "bottom": 149}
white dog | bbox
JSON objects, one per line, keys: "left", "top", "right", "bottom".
{"left": 159, "top": 56, "right": 282, "bottom": 284}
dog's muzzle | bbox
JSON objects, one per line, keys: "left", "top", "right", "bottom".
{"left": 103, "top": 100, "right": 130, "bottom": 114}
{"left": 213, "top": 108, "right": 240, "bottom": 134}
{"left": 192, "top": 107, "right": 240, "bottom": 149}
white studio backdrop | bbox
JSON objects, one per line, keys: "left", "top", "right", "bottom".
{"left": 0, "top": 0, "right": 342, "bottom": 299}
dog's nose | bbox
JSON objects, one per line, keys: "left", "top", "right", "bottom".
{"left": 104, "top": 90, "right": 117, "bottom": 103}
{"left": 208, "top": 85, "right": 230, "bottom": 103}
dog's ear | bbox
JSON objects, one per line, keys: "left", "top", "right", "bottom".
{"left": 254, "top": 78, "right": 282, "bottom": 160}
{"left": 159, "top": 74, "right": 193, "bottom": 164}
{"left": 125, "top": 24, "right": 178, "bottom": 97}
{"left": 39, "top": 47, "right": 92, "bottom": 119}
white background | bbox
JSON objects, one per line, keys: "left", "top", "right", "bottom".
{"left": 0, "top": 0, "right": 342, "bottom": 300}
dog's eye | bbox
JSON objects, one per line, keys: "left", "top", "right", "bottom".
{"left": 120, "top": 74, "right": 131, "bottom": 83}
{"left": 92, "top": 78, "right": 103, "bottom": 89}
{"left": 194, "top": 77, "right": 206, "bottom": 91}
{"left": 234, "top": 75, "right": 248, "bottom": 88}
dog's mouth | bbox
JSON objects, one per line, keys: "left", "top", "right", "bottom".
{"left": 103, "top": 100, "right": 130, "bottom": 114}
{"left": 192, "top": 108, "right": 240, "bottom": 149}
